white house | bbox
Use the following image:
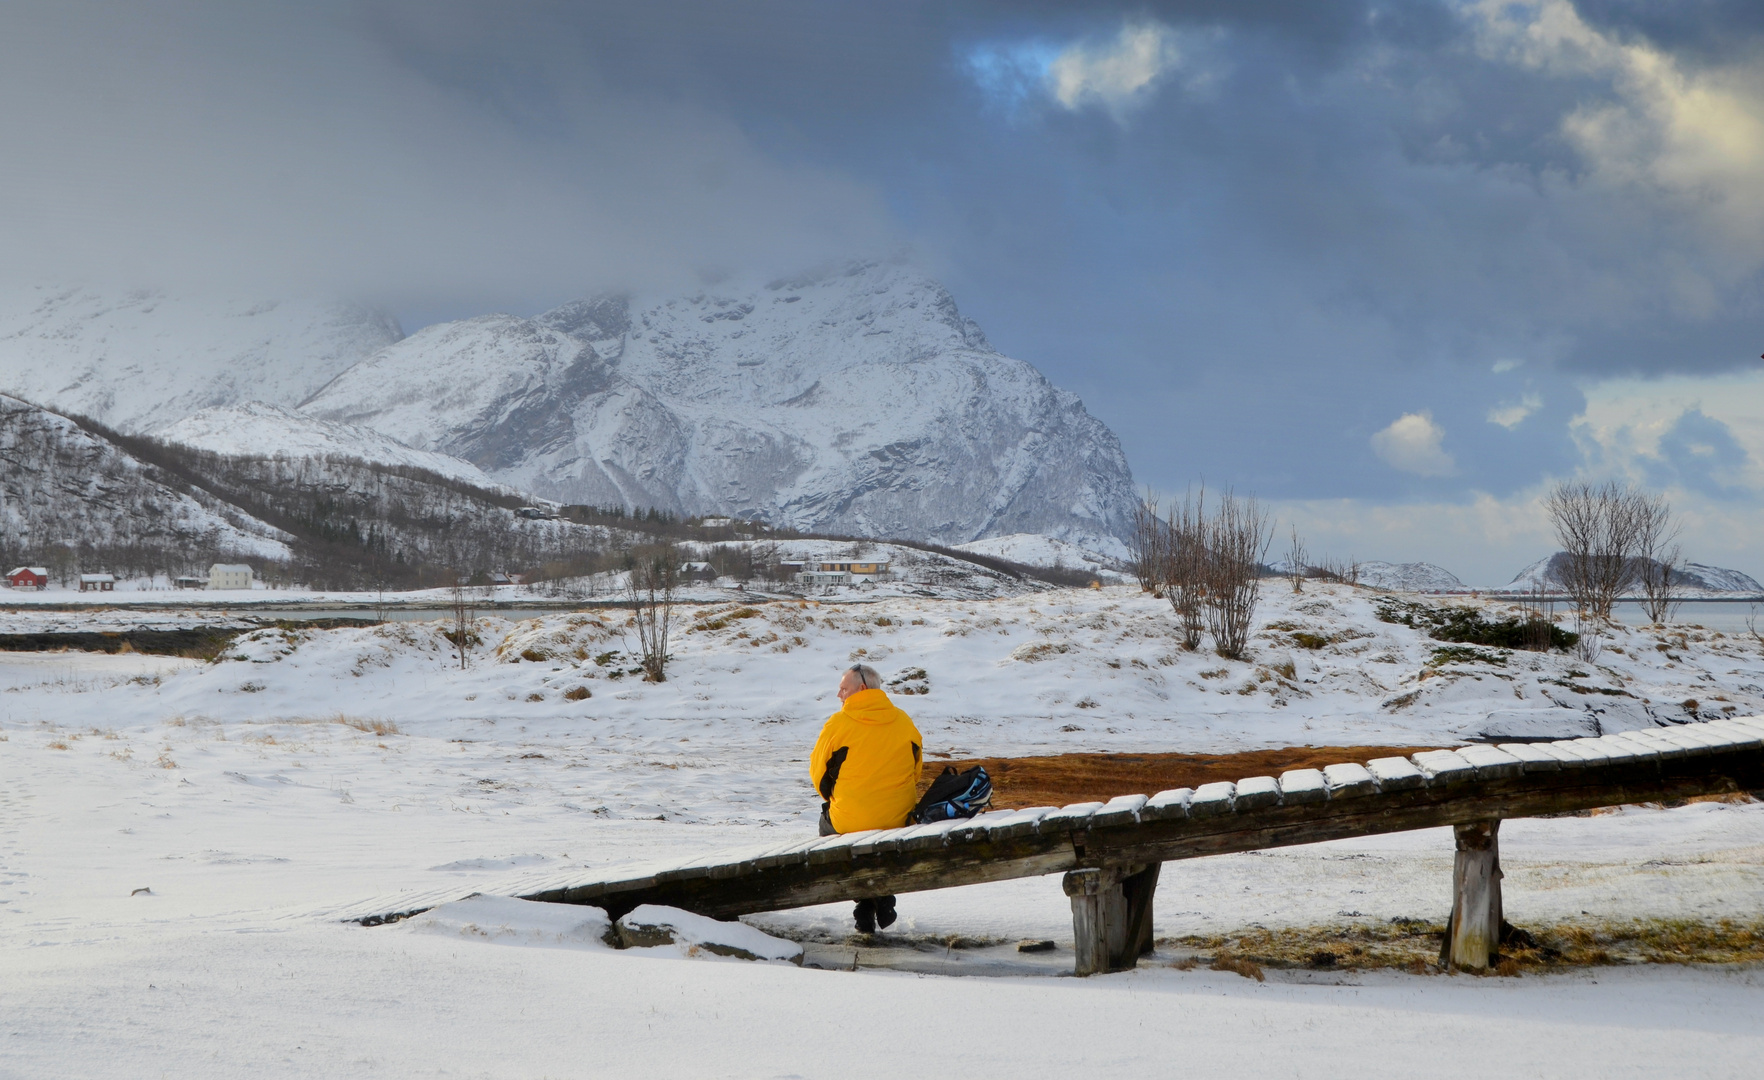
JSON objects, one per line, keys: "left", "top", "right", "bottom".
{"left": 78, "top": 573, "right": 115, "bottom": 592}
{"left": 208, "top": 563, "right": 254, "bottom": 590}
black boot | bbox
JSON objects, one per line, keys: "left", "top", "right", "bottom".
{"left": 875, "top": 895, "right": 897, "bottom": 930}
{"left": 853, "top": 898, "right": 876, "bottom": 934}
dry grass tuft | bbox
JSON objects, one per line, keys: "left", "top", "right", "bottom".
{"left": 563, "top": 685, "right": 591, "bottom": 702}
{"left": 1210, "top": 955, "right": 1266, "bottom": 981}
{"left": 337, "top": 715, "right": 400, "bottom": 737}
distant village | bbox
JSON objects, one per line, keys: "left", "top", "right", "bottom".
{"left": 4, "top": 563, "right": 257, "bottom": 593}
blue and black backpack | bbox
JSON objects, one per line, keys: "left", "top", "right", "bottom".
{"left": 909, "top": 765, "right": 992, "bottom": 824}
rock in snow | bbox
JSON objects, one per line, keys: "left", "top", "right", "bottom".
{"left": 301, "top": 260, "right": 1138, "bottom": 555}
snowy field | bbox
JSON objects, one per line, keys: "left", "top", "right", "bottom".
{"left": 4, "top": 585, "right": 1764, "bottom": 1077}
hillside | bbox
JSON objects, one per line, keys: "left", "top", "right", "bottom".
{"left": 159, "top": 402, "right": 498, "bottom": 489}
{"left": 0, "top": 395, "right": 291, "bottom": 579}
{"left": 1507, "top": 553, "right": 1764, "bottom": 595}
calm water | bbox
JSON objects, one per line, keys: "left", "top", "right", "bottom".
{"left": 1608, "top": 600, "right": 1764, "bottom": 635}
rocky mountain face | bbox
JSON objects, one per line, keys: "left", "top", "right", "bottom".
{"left": 0, "top": 287, "right": 401, "bottom": 432}
{"left": 302, "top": 261, "right": 1138, "bottom": 555}
{"left": 1506, "top": 553, "right": 1763, "bottom": 595}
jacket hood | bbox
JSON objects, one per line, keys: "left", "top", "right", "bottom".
{"left": 840, "top": 687, "right": 901, "bottom": 723}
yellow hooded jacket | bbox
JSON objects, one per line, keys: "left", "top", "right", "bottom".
{"left": 810, "top": 687, "right": 923, "bottom": 833}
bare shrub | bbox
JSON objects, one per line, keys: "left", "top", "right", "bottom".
{"left": 1634, "top": 493, "right": 1682, "bottom": 625}
{"left": 447, "top": 576, "right": 479, "bottom": 670}
{"left": 1285, "top": 526, "right": 1308, "bottom": 594}
{"left": 1204, "top": 491, "right": 1273, "bottom": 660}
{"left": 1131, "top": 491, "right": 1166, "bottom": 594}
{"left": 625, "top": 542, "right": 679, "bottom": 682}
{"left": 1164, "top": 489, "right": 1209, "bottom": 651}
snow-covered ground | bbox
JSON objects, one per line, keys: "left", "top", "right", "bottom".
{"left": 5, "top": 585, "right": 1763, "bottom": 1076}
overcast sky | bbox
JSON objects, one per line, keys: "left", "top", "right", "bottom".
{"left": 5, "top": 1, "right": 1763, "bottom": 584}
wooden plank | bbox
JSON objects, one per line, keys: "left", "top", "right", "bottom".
{"left": 1040, "top": 801, "right": 1106, "bottom": 835}
{"left": 1724, "top": 716, "right": 1764, "bottom": 738}
{"left": 1607, "top": 729, "right": 1687, "bottom": 761}
{"left": 1651, "top": 728, "right": 1715, "bottom": 757}
{"left": 1143, "top": 788, "right": 1192, "bottom": 821}
{"left": 1546, "top": 739, "right": 1613, "bottom": 766}
{"left": 350, "top": 742, "right": 1764, "bottom": 924}
{"left": 1321, "top": 762, "right": 1376, "bottom": 799}
{"left": 985, "top": 806, "right": 1057, "bottom": 842}
{"left": 1530, "top": 742, "right": 1590, "bottom": 768}
{"left": 1496, "top": 743, "right": 1563, "bottom": 772}
{"left": 850, "top": 826, "right": 919, "bottom": 857}
{"left": 1188, "top": 782, "right": 1236, "bottom": 818}
{"left": 1367, "top": 756, "right": 1425, "bottom": 790}
{"left": 1090, "top": 793, "right": 1150, "bottom": 829}
{"left": 1232, "top": 776, "right": 1280, "bottom": 811}
{"left": 1458, "top": 745, "right": 1524, "bottom": 780}
{"left": 1277, "top": 768, "right": 1328, "bottom": 805}
{"left": 1412, "top": 749, "right": 1476, "bottom": 785}
{"left": 752, "top": 836, "right": 828, "bottom": 871}
{"left": 1582, "top": 735, "right": 1647, "bottom": 766}
{"left": 803, "top": 833, "right": 865, "bottom": 865}
{"left": 1599, "top": 732, "right": 1665, "bottom": 765}
{"left": 1701, "top": 719, "right": 1764, "bottom": 749}
{"left": 1673, "top": 725, "right": 1745, "bottom": 752}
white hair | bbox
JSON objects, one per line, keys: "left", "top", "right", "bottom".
{"left": 846, "top": 663, "right": 883, "bottom": 690}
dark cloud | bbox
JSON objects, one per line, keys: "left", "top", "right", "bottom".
{"left": 1650, "top": 408, "right": 1753, "bottom": 496}
{"left": 3, "top": 0, "right": 1762, "bottom": 507}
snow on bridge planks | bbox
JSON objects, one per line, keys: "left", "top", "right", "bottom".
{"left": 333, "top": 717, "right": 1764, "bottom": 927}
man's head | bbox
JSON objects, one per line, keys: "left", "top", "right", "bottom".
{"left": 838, "top": 663, "right": 883, "bottom": 701}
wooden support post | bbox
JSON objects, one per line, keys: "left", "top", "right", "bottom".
{"left": 1063, "top": 863, "right": 1159, "bottom": 976}
{"left": 1445, "top": 819, "right": 1502, "bottom": 970}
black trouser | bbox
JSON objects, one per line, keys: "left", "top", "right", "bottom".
{"left": 820, "top": 803, "right": 895, "bottom": 911}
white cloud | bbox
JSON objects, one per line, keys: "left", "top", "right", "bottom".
{"left": 1371, "top": 412, "right": 1457, "bottom": 476}
{"left": 1468, "top": 0, "right": 1764, "bottom": 250}
{"left": 1491, "top": 359, "right": 1523, "bottom": 374}
{"left": 1046, "top": 23, "right": 1184, "bottom": 118}
{"left": 1487, "top": 392, "right": 1543, "bottom": 429}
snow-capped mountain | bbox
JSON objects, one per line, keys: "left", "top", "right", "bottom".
{"left": 1355, "top": 561, "right": 1465, "bottom": 592}
{"left": 0, "top": 287, "right": 401, "bottom": 433}
{"left": 1505, "top": 553, "right": 1763, "bottom": 595}
{"left": 0, "top": 395, "right": 291, "bottom": 568}
{"left": 303, "top": 261, "right": 1137, "bottom": 554}
{"left": 159, "top": 402, "right": 497, "bottom": 489}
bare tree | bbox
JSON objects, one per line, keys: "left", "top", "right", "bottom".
{"left": 625, "top": 542, "right": 679, "bottom": 682}
{"left": 1161, "top": 487, "right": 1209, "bottom": 651}
{"left": 448, "top": 575, "right": 478, "bottom": 670}
{"left": 1633, "top": 491, "right": 1682, "bottom": 625}
{"left": 1545, "top": 481, "right": 1652, "bottom": 621}
{"left": 1284, "top": 525, "right": 1308, "bottom": 594}
{"left": 1131, "top": 491, "right": 1165, "bottom": 593}
{"left": 1204, "top": 491, "right": 1273, "bottom": 660}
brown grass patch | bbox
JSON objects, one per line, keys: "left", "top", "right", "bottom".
{"left": 1165, "top": 917, "right": 1764, "bottom": 973}
{"left": 339, "top": 716, "right": 400, "bottom": 737}
{"left": 922, "top": 745, "right": 1443, "bottom": 808}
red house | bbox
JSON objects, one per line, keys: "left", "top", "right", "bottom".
{"left": 7, "top": 566, "right": 48, "bottom": 590}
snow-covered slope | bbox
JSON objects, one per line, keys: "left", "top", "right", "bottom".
{"left": 1356, "top": 561, "right": 1465, "bottom": 592}
{"left": 0, "top": 395, "right": 290, "bottom": 564}
{"left": 303, "top": 261, "right": 1138, "bottom": 555}
{"left": 1506, "top": 553, "right": 1763, "bottom": 595}
{"left": 0, "top": 286, "right": 401, "bottom": 433}
{"left": 159, "top": 402, "right": 497, "bottom": 488}
{"left": 954, "top": 533, "right": 1125, "bottom": 577}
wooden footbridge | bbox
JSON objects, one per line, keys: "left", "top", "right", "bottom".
{"left": 338, "top": 717, "right": 1764, "bottom": 975}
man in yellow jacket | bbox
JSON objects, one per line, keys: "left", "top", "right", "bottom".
{"left": 811, "top": 663, "right": 922, "bottom": 933}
